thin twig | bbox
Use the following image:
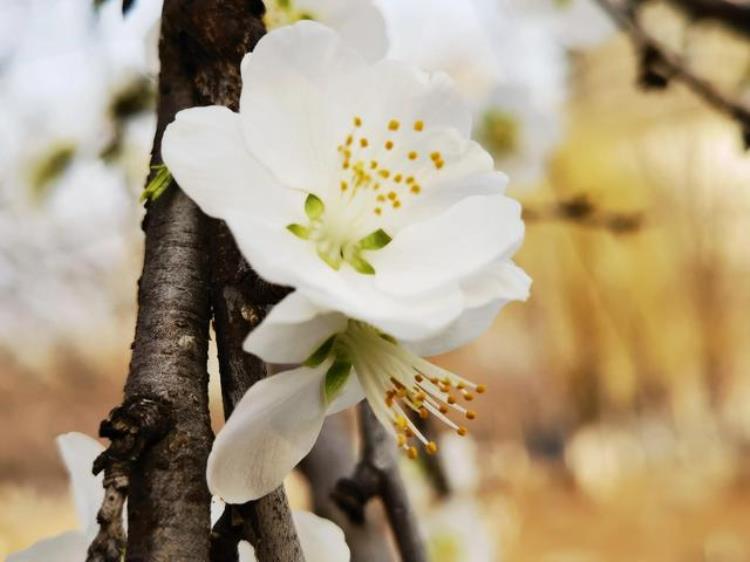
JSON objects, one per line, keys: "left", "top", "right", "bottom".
{"left": 333, "top": 403, "right": 428, "bottom": 562}
{"left": 594, "top": 0, "right": 750, "bottom": 135}
{"left": 665, "top": 0, "right": 750, "bottom": 38}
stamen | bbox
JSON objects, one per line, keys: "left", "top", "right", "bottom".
{"left": 414, "top": 120, "right": 424, "bottom": 132}
{"left": 388, "top": 119, "right": 400, "bottom": 131}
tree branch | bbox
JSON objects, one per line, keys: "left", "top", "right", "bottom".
{"left": 665, "top": 0, "right": 750, "bottom": 38}
{"left": 333, "top": 403, "right": 427, "bottom": 562}
{"left": 300, "top": 414, "right": 392, "bottom": 562}
{"left": 594, "top": 0, "right": 750, "bottom": 138}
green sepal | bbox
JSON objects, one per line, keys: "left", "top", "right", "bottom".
{"left": 317, "top": 248, "right": 342, "bottom": 271}
{"left": 358, "top": 228, "right": 392, "bottom": 251}
{"left": 140, "top": 164, "right": 173, "bottom": 203}
{"left": 324, "top": 358, "right": 352, "bottom": 403}
{"left": 304, "top": 193, "right": 325, "bottom": 220}
{"left": 303, "top": 336, "right": 336, "bottom": 368}
{"left": 379, "top": 333, "right": 397, "bottom": 344}
{"left": 287, "top": 223, "right": 311, "bottom": 240}
{"left": 348, "top": 253, "right": 375, "bottom": 275}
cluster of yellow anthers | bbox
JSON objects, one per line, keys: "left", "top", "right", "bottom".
{"left": 385, "top": 372, "right": 486, "bottom": 460}
{"left": 336, "top": 116, "right": 446, "bottom": 217}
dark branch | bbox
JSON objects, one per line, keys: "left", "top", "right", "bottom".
{"left": 523, "top": 194, "right": 644, "bottom": 234}
{"left": 333, "top": 403, "right": 428, "bottom": 562}
{"left": 300, "top": 414, "right": 392, "bottom": 562}
{"left": 665, "top": 0, "right": 750, "bottom": 38}
{"left": 594, "top": 0, "right": 750, "bottom": 138}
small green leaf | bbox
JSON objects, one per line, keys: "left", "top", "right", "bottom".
{"left": 287, "top": 223, "right": 311, "bottom": 239}
{"left": 358, "top": 228, "right": 392, "bottom": 251}
{"left": 304, "top": 193, "right": 325, "bottom": 220}
{"left": 349, "top": 253, "right": 375, "bottom": 275}
{"left": 325, "top": 358, "right": 352, "bottom": 403}
{"left": 304, "top": 336, "right": 336, "bottom": 367}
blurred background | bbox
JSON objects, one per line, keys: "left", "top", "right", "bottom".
{"left": 2, "top": 0, "right": 750, "bottom": 560}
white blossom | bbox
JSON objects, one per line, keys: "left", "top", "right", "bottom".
{"left": 163, "top": 21, "right": 530, "bottom": 502}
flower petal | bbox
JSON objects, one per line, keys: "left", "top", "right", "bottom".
{"left": 208, "top": 365, "right": 329, "bottom": 503}
{"left": 162, "top": 105, "right": 300, "bottom": 222}
{"left": 293, "top": 511, "right": 350, "bottom": 562}
{"left": 7, "top": 531, "right": 89, "bottom": 562}
{"left": 239, "top": 21, "right": 366, "bottom": 189}
{"left": 56, "top": 432, "right": 104, "bottom": 531}
{"left": 297, "top": 0, "right": 387, "bottom": 61}
{"left": 406, "top": 261, "right": 531, "bottom": 356}
{"left": 238, "top": 541, "right": 256, "bottom": 562}
{"left": 244, "top": 292, "right": 348, "bottom": 364}
{"left": 372, "top": 194, "right": 524, "bottom": 296}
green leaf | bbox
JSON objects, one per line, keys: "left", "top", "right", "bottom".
{"left": 324, "top": 358, "right": 352, "bottom": 403}
{"left": 304, "top": 193, "right": 325, "bottom": 220}
{"left": 286, "top": 223, "right": 311, "bottom": 240}
{"left": 358, "top": 229, "right": 392, "bottom": 251}
{"left": 303, "top": 336, "right": 336, "bottom": 367}
{"left": 348, "top": 253, "right": 375, "bottom": 275}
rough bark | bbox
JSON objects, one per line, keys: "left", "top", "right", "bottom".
{"left": 210, "top": 222, "right": 302, "bottom": 562}
{"left": 300, "top": 414, "right": 392, "bottom": 562}
{"left": 334, "top": 404, "right": 428, "bottom": 562}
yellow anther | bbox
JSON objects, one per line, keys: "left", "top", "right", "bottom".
{"left": 407, "top": 447, "right": 418, "bottom": 460}
{"left": 457, "top": 426, "right": 468, "bottom": 437}
{"left": 419, "top": 407, "right": 429, "bottom": 419}
{"left": 435, "top": 159, "right": 445, "bottom": 170}
{"left": 395, "top": 416, "right": 408, "bottom": 429}
{"left": 430, "top": 151, "right": 442, "bottom": 161}
{"left": 360, "top": 138, "right": 369, "bottom": 148}
{"left": 463, "top": 392, "right": 474, "bottom": 402}
{"left": 426, "top": 441, "right": 438, "bottom": 455}
{"left": 370, "top": 160, "right": 378, "bottom": 169}
{"left": 379, "top": 169, "right": 391, "bottom": 179}
{"left": 387, "top": 191, "right": 397, "bottom": 201}
{"left": 374, "top": 207, "right": 382, "bottom": 215}
{"left": 439, "top": 405, "right": 449, "bottom": 414}
{"left": 414, "top": 120, "right": 424, "bottom": 132}
{"left": 346, "top": 135, "right": 353, "bottom": 146}
{"left": 394, "top": 174, "right": 403, "bottom": 183}
{"left": 393, "top": 200, "right": 402, "bottom": 209}
{"left": 397, "top": 387, "right": 407, "bottom": 398}
{"left": 354, "top": 116, "right": 362, "bottom": 127}
{"left": 457, "top": 383, "right": 465, "bottom": 390}
{"left": 447, "top": 395, "right": 456, "bottom": 405}
{"left": 340, "top": 181, "right": 348, "bottom": 192}
{"left": 373, "top": 182, "right": 381, "bottom": 190}
{"left": 385, "top": 140, "right": 394, "bottom": 150}
{"left": 389, "top": 119, "right": 400, "bottom": 131}
{"left": 408, "top": 151, "right": 418, "bottom": 160}
{"left": 405, "top": 428, "right": 414, "bottom": 438}
{"left": 397, "top": 434, "right": 407, "bottom": 447}
{"left": 410, "top": 184, "right": 421, "bottom": 195}
{"left": 476, "top": 384, "right": 486, "bottom": 394}
{"left": 415, "top": 374, "right": 423, "bottom": 382}
{"left": 406, "top": 176, "right": 415, "bottom": 184}
{"left": 377, "top": 194, "right": 386, "bottom": 202}
{"left": 466, "top": 410, "right": 476, "bottom": 420}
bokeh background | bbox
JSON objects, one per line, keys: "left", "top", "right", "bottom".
{"left": 3, "top": 0, "right": 750, "bottom": 561}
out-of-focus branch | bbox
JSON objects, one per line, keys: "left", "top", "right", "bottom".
{"left": 333, "top": 403, "right": 427, "bottom": 562}
{"left": 594, "top": 0, "right": 750, "bottom": 140}
{"left": 300, "top": 414, "right": 392, "bottom": 562}
{"left": 665, "top": 0, "right": 750, "bottom": 38}
{"left": 523, "top": 194, "right": 644, "bottom": 234}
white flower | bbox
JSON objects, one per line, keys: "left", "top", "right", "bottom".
{"left": 163, "top": 21, "right": 529, "bottom": 503}
{"left": 376, "top": 0, "right": 568, "bottom": 185}
{"left": 8, "top": 433, "right": 348, "bottom": 562}
{"left": 425, "top": 498, "right": 496, "bottom": 562}
{"left": 7, "top": 433, "right": 105, "bottom": 562}
{"left": 263, "top": 0, "right": 387, "bottom": 61}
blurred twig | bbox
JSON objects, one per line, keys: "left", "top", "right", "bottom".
{"left": 333, "top": 403, "right": 428, "bottom": 562}
{"left": 523, "top": 194, "right": 644, "bottom": 234}
{"left": 665, "top": 0, "right": 750, "bottom": 38}
{"left": 594, "top": 0, "right": 750, "bottom": 142}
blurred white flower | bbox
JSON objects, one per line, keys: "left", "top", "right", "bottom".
{"left": 376, "top": 0, "right": 568, "bottom": 185}
{"left": 264, "top": 0, "right": 387, "bottom": 61}
{"left": 499, "top": 0, "right": 616, "bottom": 49}
{"left": 7, "top": 433, "right": 104, "bottom": 562}
{"left": 425, "top": 498, "right": 496, "bottom": 562}
{"left": 439, "top": 432, "right": 480, "bottom": 494}
{"left": 163, "top": 22, "right": 529, "bottom": 502}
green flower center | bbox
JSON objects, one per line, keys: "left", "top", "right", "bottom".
{"left": 263, "top": 0, "right": 316, "bottom": 29}
{"left": 478, "top": 108, "right": 520, "bottom": 158}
